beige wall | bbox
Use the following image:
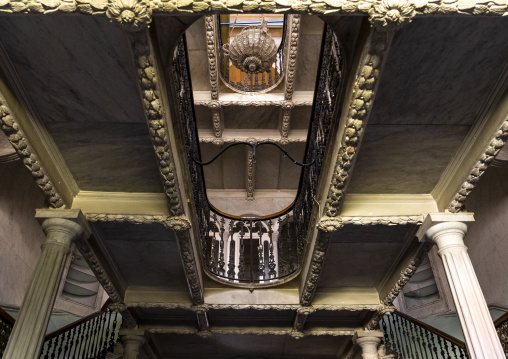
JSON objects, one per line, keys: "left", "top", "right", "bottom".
{"left": 0, "top": 159, "right": 47, "bottom": 308}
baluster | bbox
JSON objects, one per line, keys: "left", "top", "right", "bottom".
{"left": 277, "top": 217, "right": 285, "bottom": 276}
{"left": 43, "top": 337, "right": 53, "bottom": 359}
{"left": 404, "top": 314, "right": 420, "bottom": 359}
{"left": 424, "top": 329, "right": 437, "bottom": 359}
{"left": 258, "top": 222, "right": 265, "bottom": 279}
{"left": 218, "top": 216, "right": 226, "bottom": 276}
{"left": 400, "top": 314, "right": 415, "bottom": 359}
{"left": 381, "top": 317, "right": 393, "bottom": 354}
{"left": 388, "top": 314, "right": 402, "bottom": 355}
{"left": 237, "top": 81, "right": 242, "bottom": 90}
{"left": 100, "top": 310, "right": 113, "bottom": 358}
{"left": 210, "top": 213, "right": 218, "bottom": 273}
{"left": 83, "top": 318, "right": 93, "bottom": 357}
{"left": 268, "top": 219, "right": 276, "bottom": 278}
{"left": 394, "top": 315, "right": 408, "bottom": 358}
{"left": 89, "top": 315, "right": 101, "bottom": 358}
{"left": 238, "top": 221, "right": 246, "bottom": 280}
{"left": 249, "top": 73, "right": 253, "bottom": 92}
{"left": 261, "top": 73, "right": 267, "bottom": 89}
{"left": 227, "top": 220, "right": 236, "bottom": 279}
{"left": 62, "top": 327, "right": 73, "bottom": 359}
{"left": 445, "top": 340, "right": 455, "bottom": 359}
{"left": 459, "top": 347, "right": 467, "bottom": 359}
{"left": 254, "top": 74, "right": 260, "bottom": 91}
{"left": 243, "top": 76, "right": 248, "bottom": 92}
{"left": 437, "top": 334, "right": 449, "bottom": 359}
{"left": 407, "top": 317, "right": 421, "bottom": 359}
{"left": 275, "top": 61, "right": 279, "bottom": 82}
{"left": 413, "top": 321, "right": 427, "bottom": 359}
{"left": 69, "top": 326, "right": 80, "bottom": 358}
{"left": 431, "top": 332, "right": 441, "bottom": 359}
{"left": 108, "top": 312, "right": 119, "bottom": 351}
{"left": 288, "top": 213, "right": 294, "bottom": 273}
{"left": 93, "top": 313, "right": 106, "bottom": 359}
{"left": 75, "top": 321, "right": 87, "bottom": 358}
{"left": 268, "top": 71, "right": 273, "bottom": 86}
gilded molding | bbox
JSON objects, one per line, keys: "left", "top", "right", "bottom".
{"left": 0, "top": 104, "right": 64, "bottom": 208}
{"left": 300, "top": 231, "right": 333, "bottom": 306}
{"left": 318, "top": 215, "right": 424, "bottom": 230}
{"left": 123, "top": 303, "right": 378, "bottom": 311}
{"left": 109, "top": 302, "right": 138, "bottom": 328}
{"left": 86, "top": 213, "right": 191, "bottom": 231}
{"left": 205, "top": 16, "right": 219, "bottom": 101}
{"left": 74, "top": 237, "right": 123, "bottom": 303}
{"left": 147, "top": 327, "right": 357, "bottom": 336}
{"left": 0, "top": 0, "right": 506, "bottom": 18}
{"left": 246, "top": 146, "right": 255, "bottom": 200}
{"left": 176, "top": 230, "right": 204, "bottom": 304}
{"left": 205, "top": 304, "right": 299, "bottom": 310}
{"left": 447, "top": 118, "right": 508, "bottom": 213}
{"left": 382, "top": 243, "right": 432, "bottom": 305}
{"left": 199, "top": 136, "right": 306, "bottom": 144}
{"left": 129, "top": 31, "right": 184, "bottom": 217}
{"left": 194, "top": 100, "right": 313, "bottom": 107}
{"left": 324, "top": 29, "right": 394, "bottom": 217}
{"left": 284, "top": 16, "right": 300, "bottom": 102}
{"left": 106, "top": 0, "right": 152, "bottom": 31}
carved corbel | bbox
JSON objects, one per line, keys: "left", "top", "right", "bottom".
{"left": 107, "top": 0, "right": 152, "bottom": 32}
{"left": 191, "top": 305, "right": 210, "bottom": 331}
{"left": 368, "top": 0, "right": 416, "bottom": 31}
{"left": 364, "top": 305, "right": 396, "bottom": 330}
{"left": 109, "top": 302, "right": 138, "bottom": 329}
{"left": 289, "top": 330, "right": 305, "bottom": 339}
{"left": 293, "top": 306, "right": 316, "bottom": 331}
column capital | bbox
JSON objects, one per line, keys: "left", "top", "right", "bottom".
{"left": 416, "top": 212, "right": 474, "bottom": 243}
{"left": 36, "top": 209, "right": 91, "bottom": 241}
{"left": 354, "top": 330, "right": 384, "bottom": 359}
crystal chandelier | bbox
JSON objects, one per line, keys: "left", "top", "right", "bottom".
{"left": 223, "top": 17, "right": 278, "bottom": 74}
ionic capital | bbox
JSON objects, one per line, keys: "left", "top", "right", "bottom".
{"left": 36, "top": 209, "right": 90, "bottom": 248}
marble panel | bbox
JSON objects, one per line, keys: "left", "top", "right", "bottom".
{"left": 294, "top": 31, "right": 323, "bottom": 92}
{"left": 153, "top": 333, "right": 218, "bottom": 356}
{"left": 371, "top": 17, "right": 508, "bottom": 126}
{"left": 0, "top": 160, "right": 46, "bottom": 308}
{"left": 347, "top": 124, "right": 469, "bottom": 194}
{"left": 185, "top": 17, "right": 207, "bottom": 51}
{"left": 221, "top": 143, "right": 246, "bottom": 189}
{"left": 209, "top": 308, "right": 294, "bottom": 327}
{"left": 290, "top": 106, "right": 312, "bottom": 130}
{"left": 103, "top": 238, "right": 189, "bottom": 289}
{"left": 283, "top": 335, "right": 348, "bottom": 356}
{"left": 195, "top": 106, "right": 213, "bottom": 129}
{"left": 255, "top": 144, "right": 281, "bottom": 189}
{"left": 0, "top": 17, "right": 145, "bottom": 125}
{"left": 200, "top": 143, "right": 225, "bottom": 189}
{"left": 44, "top": 122, "right": 163, "bottom": 192}
{"left": 277, "top": 142, "right": 305, "bottom": 190}
{"left": 300, "top": 14, "right": 326, "bottom": 36}
{"left": 215, "top": 334, "right": 286, "bottom": 355}
{"left": 222, "top": 106, "right": 281, "bottom": 129}
{"left": 187, "top": 49, "right": 212, "bottom": 91}
{"left": 318, "top": 225, "right": 413, "bottom": 289}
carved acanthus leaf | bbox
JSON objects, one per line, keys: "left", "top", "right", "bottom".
{"left": 448, "top": 118, "right": 508, "bottom": 213}
{"left": 86, "top": 213, "right": 191, "bottom": 232}
{"left": 324, "top": 30, "right": 394, "bottom": 217}
{"left": 107, "top": 0, "right": 152, "bottom": 32}
{"left": 0, "top": 104, "right": 64, "bottom": 208}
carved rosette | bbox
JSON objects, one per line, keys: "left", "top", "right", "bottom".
{"left": 369, "top": 0, "right": 415, "bottom": 31}
{"left": 107, "top": 0, "right": 152, "bottom": 32}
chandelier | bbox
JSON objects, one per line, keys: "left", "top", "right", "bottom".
{"left": 223, "top": 17, "right": 278, "bottom": 74}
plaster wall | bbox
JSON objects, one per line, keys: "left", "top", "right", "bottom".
{"left": 0, "top": 159, "right": 46, "bottom": 307}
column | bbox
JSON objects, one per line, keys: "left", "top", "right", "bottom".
{"left": 120, "top": 329, "right": 145, "bottom": 359}
{"left": 417, "top": 213, "right": 505, "bottom": 359}
{"left": 354, "top": 330, "right": 383, "bottom": 359}
{"left": 3, "top": 209, "right": 90, "bottom": 359}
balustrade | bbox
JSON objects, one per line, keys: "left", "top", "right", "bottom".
{"left": 172, "top": 27, "right": 343, "bottom": 285}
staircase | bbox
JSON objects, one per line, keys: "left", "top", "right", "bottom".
{"left": 62, "top": 250, "right": 101, "bottom": 308}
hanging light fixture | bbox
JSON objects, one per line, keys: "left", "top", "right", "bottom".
{"left": 223, "top": 17, "right": 278, "bottom": 74}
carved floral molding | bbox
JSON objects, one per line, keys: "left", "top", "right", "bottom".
{"left": 0, "top": 0, "right": 504, "bottom": 32}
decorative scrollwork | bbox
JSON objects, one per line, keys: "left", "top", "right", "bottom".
{"left": 369, "top": 0, "right": 416, "bottom": 31}
{"left": 86, "top": 213, "right": 191, "bottom": 231}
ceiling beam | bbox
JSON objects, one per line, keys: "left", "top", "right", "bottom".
{"left": 432, "top": 65, "right": 508, "bottom": 212}
{"left": 205, "top": 16, "right": 223, "bottom": 140}
{"left": 299, "top": 23, "right": 395, "bottom": 307}
{"left": 0, "top": 40, "right": 78, "bottom": 207}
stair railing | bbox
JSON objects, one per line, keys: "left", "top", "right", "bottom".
{"left": 0, "top": 307, "right": 15, "bottom": 357}
{"left": 495, "top": 311, "right": 508, "bottom": 355}
{"left": 40, "top": 306, "right": 122, "bottom": 359}
{"left": 381, "top": 310, "right": 469, "bottom": 359}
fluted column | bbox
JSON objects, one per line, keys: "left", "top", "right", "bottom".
{"left": 120, "top": 329, "right": 145, "bottom": 359}
{"left": 354, "top": 330, "right": 383, "bottom": 359}
{"left": 3, "top": 209, "right": 89, "bottom": 359}
{"left": 418, "top": 213, "right": 504, "bottom": 359}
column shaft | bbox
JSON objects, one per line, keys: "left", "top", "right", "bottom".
{"left": 426, "top": 220, "right": 505, "bottom": 359}
{"left": 3, "top": 216, "right": 86, "bottom": 358}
